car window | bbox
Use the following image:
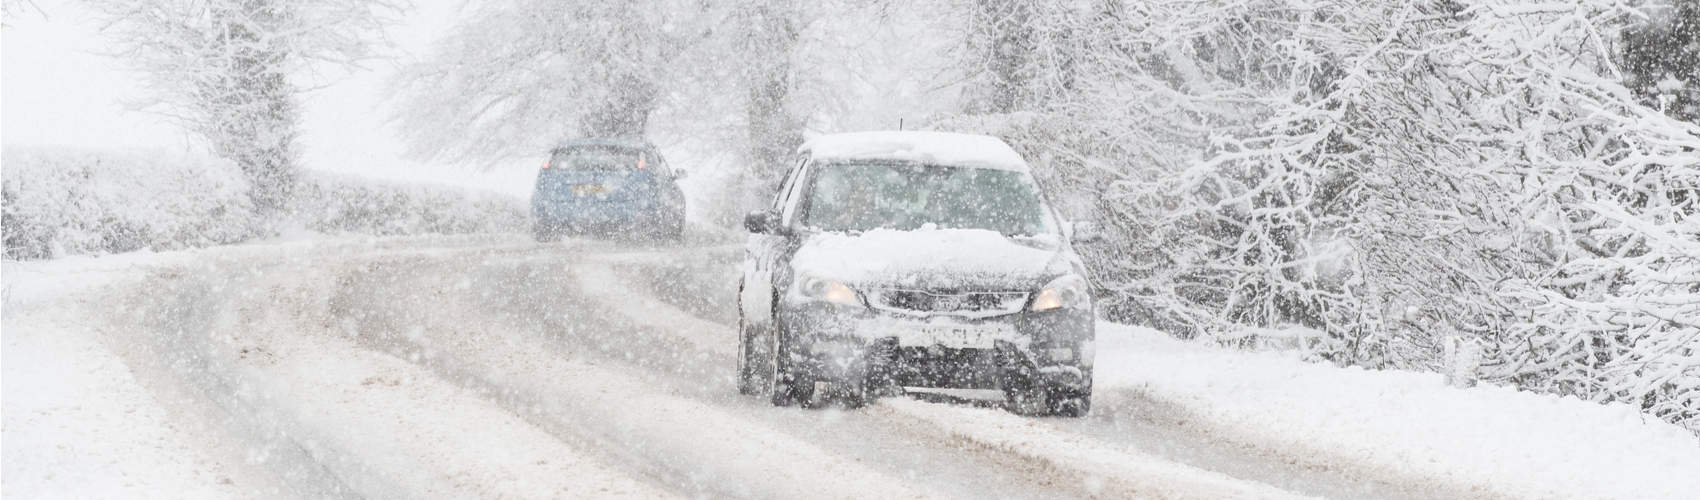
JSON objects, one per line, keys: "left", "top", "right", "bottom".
{"left": 548, "top": 146, "right": 643, "bottom": 171}
{"left": 779, "top": 156, "right": 813, "bottom": 226}
{"left": 771, "top": 161, "right": 797, "bottom": 211}
{"left": 802, "top": 161, "right": 1056, "bottom": 236}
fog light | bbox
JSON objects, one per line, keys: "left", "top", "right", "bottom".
{"left": 1046, "top": 348, "right": 1075, "bottom": 362}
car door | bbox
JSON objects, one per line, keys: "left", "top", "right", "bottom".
{"left": 741, "top": 154, "right": 811, "bottom": 327}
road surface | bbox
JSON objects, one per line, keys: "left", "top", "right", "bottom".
{"left": 4, "top": 234, "right": 1490, "bottom": 499}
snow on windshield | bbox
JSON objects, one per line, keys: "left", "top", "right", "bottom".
{"left": 803, "top": 162, "right": 1055, "bottom": 236}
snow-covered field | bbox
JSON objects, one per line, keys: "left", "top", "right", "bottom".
{"left": 6, "top": 235, "right": 1697, "bottom": 499}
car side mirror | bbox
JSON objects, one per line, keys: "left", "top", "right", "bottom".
{"left": 744, "top": 210, "right": 782, "bottom": 235}
{"left": 1072, "top": 220, "right": 1105, "bottom": 243}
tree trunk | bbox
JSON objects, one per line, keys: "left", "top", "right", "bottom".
{"left": 970, "top": 0, "right": 1036, "bottom": 114}
{"left": 203, "top": 0, "right": 300, "bottom": 229}
{"left": 739, "top": 0, "right": 804, "bottom": 217}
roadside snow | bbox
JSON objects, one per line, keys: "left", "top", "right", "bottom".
{"left": 1094, "top": 323, "right": 1700, "bottom": 500}
{"left": 2, "top": 303, "right": 241, "bottom": 498}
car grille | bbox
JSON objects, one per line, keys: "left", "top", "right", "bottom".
{"left": 867, "top": 288, "right": 1028, "bottom": 317}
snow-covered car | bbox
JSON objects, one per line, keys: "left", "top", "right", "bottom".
{"left": 737, "top": 131, "right": 1096, "bottom": 416}
{"left": 532, "top": 139, "right": 687, "bottom": 242}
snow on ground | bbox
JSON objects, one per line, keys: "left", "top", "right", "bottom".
{"left": 7, "top": 236, "right": 1700, "bottom": 499}
{"left": 878, "top": 399, "right": 1308, "bottom": 499}
{"left": 223, "top": 310, "right": 667, "bottom": 498}
{"left": 3, "top": 279, "right": 239, "bottom": 498}
{"left": 1092, "top": 323, "right": 1700, "bottom": 500}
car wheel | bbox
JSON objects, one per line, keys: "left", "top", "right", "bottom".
{"left": 1046, "top": 389, "right": 1092, "bottom": 418}
{"left": 770, "top": 326, "right": 813, "bottom": 407}
{"left": 1003, "top": 385, "right": 1047, "bottom": 416}
{"left": 667, "top": 214, "right": 686, "bottom": 242}
{"left": 737, "top": 316, "right": 758, "bottom": 396}
{"left": 820, "top": 376, "right": 869, "bottom": 409}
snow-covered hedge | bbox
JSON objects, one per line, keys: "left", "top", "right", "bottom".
{"left": 292, "top": 172, "right": 525, "bottom": 237}
{"left": 2, "top": 147, "right": 256, "bottom": 259}
{"left": 3, "top": 147, "right": 525, "bottom": 260}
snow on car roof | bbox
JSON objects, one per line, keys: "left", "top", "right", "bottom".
{"left": 799, "top": 131, "right": 1030, "bottom": 172}
{"left": 552, "top": 137, "right": 657, "bottom": 151}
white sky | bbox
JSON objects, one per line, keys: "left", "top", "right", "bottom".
{"left": 2, "top": 0, "right": 536, "bottom": 197}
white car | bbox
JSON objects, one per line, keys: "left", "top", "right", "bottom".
{"left": 736, "top": 131, "right": 1096, "bottom": 416}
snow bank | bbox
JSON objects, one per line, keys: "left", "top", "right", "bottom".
{"left": 2, "top": 147, "right": 525, "bottom": 259}
{"left": 1096, "top": 323, "right": 1700, "bottom": 500}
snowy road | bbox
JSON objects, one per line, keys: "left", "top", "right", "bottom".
{"left": 7, "top": 235, "right": 1693, "bottom": 499}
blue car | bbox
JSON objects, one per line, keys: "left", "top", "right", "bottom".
{"left": 532, "top": 139, "right": 687, "bottom": 242}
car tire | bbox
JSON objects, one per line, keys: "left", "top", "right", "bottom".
{"left": 823, "top": 376, "right": 870, "bottom": 409}
{"left": 1003, "top": 385, "right": 1046, "bottom": 416}
{"left": 667, "top": 214, "right": 686, "bottom": 242}
{"left": 1046, "top": 389, "right": 1091, "bottom": 418}
{"left": 770, "top": 326, "right": 813, "bottom": 407}
{"left": 737, "top": 316, "right": 759, "bottom": 396}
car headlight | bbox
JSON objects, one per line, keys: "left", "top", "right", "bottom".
{"left": 798, "top": 275, "right": 862, "bottom": 307}
{"left": 1031, "top": 274, "right": 1088, "bottom": 311}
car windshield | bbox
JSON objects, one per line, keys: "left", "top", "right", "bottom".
{"left": 548, "top": 146, "right": 644, "bottom": 171}
{"left": 802, "top": 161, "right": 1056, "bottom": 236}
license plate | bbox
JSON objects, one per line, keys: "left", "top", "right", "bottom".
{"left": 571, "top": 184, "right": 609, "bottom": 196}
{"left": 898, "top": 324, "right": 1005, "bottom": 349}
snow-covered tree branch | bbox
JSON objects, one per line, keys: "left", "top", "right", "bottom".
{"left": 90, "top": 0, "right": 399, "bottom": 227}
{"left": 941, "top": 0, "right": 1700, "bottom": 431}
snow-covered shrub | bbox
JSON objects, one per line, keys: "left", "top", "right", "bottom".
{"left": 3, "top": 147, "right": 528, "bottom": 260}
{"left": 2, "top": 147, "right": 257, "bottom": 259}
{"left": 291, "top": 172, "right": 526, "bottom": 237}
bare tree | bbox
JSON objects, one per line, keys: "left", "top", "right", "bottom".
{"left": 389, "top": 0, "right": 704, "bottom": 164}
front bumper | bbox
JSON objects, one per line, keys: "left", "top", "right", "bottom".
{"left": 778, "top": 301, "right": 1094, "bottom": 391}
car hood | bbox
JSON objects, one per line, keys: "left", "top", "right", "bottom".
{"left": 791, "top": 228, "right": 1073, "bottom": 291}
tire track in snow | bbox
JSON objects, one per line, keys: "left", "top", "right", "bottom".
{"left": 873, "top": 399, "right": 1308, "bottom": 499}
{"left": 328, "top": 252, "right": 936, "bottom": 499}
{"left": 562, "top": 247, "right": 1316, "bottom": 499}
{"left": 341, "top": 242, "right": 1137, "bottom": 499}
{"left": 105, "top": 249, "right": 666, "bottom": 499}
{"left": 68, "top": 235, "right": 1479, "bottom": 499}
{"left": 582, "top": 244, "right": 1481, "bottom": 500}
{"left": 106, "top": 268, "right": 373, "bottom": 499}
